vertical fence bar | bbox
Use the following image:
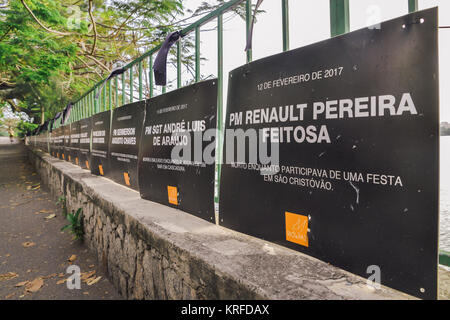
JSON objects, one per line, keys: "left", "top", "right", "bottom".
{"left": 214, "top": 13, "right": 224, "bottom": 224}
{"left": 195, "top": 26, "right": 201, "bottom": 82}
{"left": 129, "top": 66, "right": 134, "bottom": 103}
{"left": 177, "top": 40, "right": 182, "bottom": 88}
{"left": 102, "top": 82, "right": 107, "bottom": 111}
{"left": 90, "top": 90, "right": 93, "bottom": 115}
{"left": 122, "top": 73, "right": 126, "bottom": 106}
{"left": 282, "top": 0, "right": 290, "bottom": 51}
{"left": 90, "top": 92, "right": 93, "bottom": 116}
{"left": 115, "top": 77, "right": 119, "bottom": 109}
{"left": 330, "top": 0, "right": 350, "bottom": 37}
{"left": 149, "top": 55, "right": 154, "bottom": 98}
{"left": 408, "top": 0, "right": 418, "bottom": 13}
{"left": 108, "top": 79, "right": 112, "bottom": 110}
{"left": 94, "top": 88, "right": 99, "bottom": 114}
{"left": 138, "top": 60, "right": 143, "bottom": 100}
{"left": 245, "top": 0, "right": 252, "bottom": 63}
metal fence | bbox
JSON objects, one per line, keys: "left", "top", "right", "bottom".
{"left": 50, "top": 0, "right": 421, "bottom": 218}
{"left": 61, "top": 0, "right": 420, "bottom": 127}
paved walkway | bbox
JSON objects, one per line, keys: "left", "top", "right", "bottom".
{"left": 0, "top": 137, "right": 121, "bottom": 300}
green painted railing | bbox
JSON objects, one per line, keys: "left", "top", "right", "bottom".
{"left": 54, "top": 0, "right": 421, "bottom": 222}
{"left": 440, "top": 251, "right": 450, "bottom": 267}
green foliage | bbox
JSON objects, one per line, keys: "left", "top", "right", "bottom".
{"left": 61, "top": 207, "right": 84, "bottom": 240}
{"left": 56, "top": 195, "right": 67, "bottom": 217}
{"left": 0, "top": 0, "right": 247, "bottom": 124}
{"left": 16, "top": 120, "right": 38, "bottom": 137}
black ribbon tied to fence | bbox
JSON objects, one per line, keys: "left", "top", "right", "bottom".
{"left": 153, "top": 31, "right": 184, "bottom": 86}
{"left": 61, "top": 102, "right": 73, "bottom": 124}
{"left": 95, "top": 67, "right": 126, "bottom": 99}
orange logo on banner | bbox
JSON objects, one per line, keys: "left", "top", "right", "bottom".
{"left": 123, "top": 172, "right": 130, "bottom": 186}
{"left": 167, "top": 186, "right": 178, "bottom": 205}
{"left": 285, "top": 212, "right": 309, "bottom": 247}
{"left": 85, "top": 161, "right": 90, "bottom": 169}
{"left": 57, "top": 153, "right": 59, "bottom": 158}
{"left": 75, "top": 158, "right": 79, "bottom": 165}
{"left": 62, "top": 154, "right": 65, "bottom": 160}
{"left": 68, "top": 155, "right": 71, "bottom": 161}
{"left": 98, "top": 165, "right": 104, "bottom": 176}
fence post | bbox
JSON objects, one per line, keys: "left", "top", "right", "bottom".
{"left": 129, "top": 67, "right": 134, "bottom": 103}
{"left": 115, "top": 77, "right": 119, "bottom": 108}
{"left": 282, "top": 0, "right": 290, "bottom": 51}
{"left": 108, "top": 79, "right": 112, "bottom": 110}
{"left": 215, "top": 13, "right": 224, "bottom": 225}
{"left": 103, "top": 81, "right": 107, "bottom": 111}
{"left": 408, "top": 0, "right": 418, "bottom": 13}
{"left": 149, "top": 55, "right": 154, "bottom": 98}
{"left": 94, "top": 88, "right": 99, "bottom": 114}
{"left": 122, "top": 73, "right": 126, "bottom": 106}
{"left": 246, "top": 0, "right": 252, "bottom": 63}
{"left": 139, "top": 60, "right": 143, "bottom": 100}
{"left": 195, "top": 26, "right": 201, "bottom": 82}
{"left": 177, "top": 41, "right": 182, "bottom": 88}
{"left": 330, "top": 0, "right": 350, "bottom": 37}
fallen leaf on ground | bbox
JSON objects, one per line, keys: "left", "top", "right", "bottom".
{"left": 39, "top": 209, "right": 52, "bottom": 214}
{"left": 22, "top": 242, "right": 36, "bottom": 248}
{"left": 0, "top": 272, "right": 18, "bottom": 281}
{"left": 25, "top": 278, "right": 44, "bottom": 293}
{"left": 86, "top": 276, "right": 102, "bottom": 286}
{"left": 68, "top": 255, "right": 77, "bottom": 262}
{"left": 5, "top": 292, "right": 16, "bottom": 299}
{"left": 42, "top": 273, "right": 57, "bottom": 279}
{"left": 89, "top": 265, "right": 95, "bottom": 268}
{"left": 58, "top": 273, "right": 64, "bottom": 278}
{"left": 44, "top": 214, "right": 56, "bottom": 220}
{"left": 15, "top": 281, "right": 29, "bottom": 287}
{"left": 81, "top": 270, "right": 96, "bottom": 281}
{"left": 83, "top": 292, "right": 89, "bottom": 295}
{"left": 56, "top": 279, "right": 67, "bottom": 285}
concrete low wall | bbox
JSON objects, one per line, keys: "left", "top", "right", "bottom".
{"left": 27, "top": 146, "right": 413, "bottom": 300}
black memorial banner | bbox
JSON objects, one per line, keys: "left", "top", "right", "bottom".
{"left": 69, "top": 121, "right": 80, "bottom": 165}
{"left": 58, "top": 125, "right": 66, "bottom": 160}
{"left": 138, "top": 79, "right": 218, "bottom": 222}
{"left": 90, "top": 111, "right": 111, "bottom": 176}
{"left": 78, "top": 118, "right": 92, "bottom": 170}
{"left": 49, "top": 130, "right": 55, "bottom": 157}
{"left": 62, "top": 125, "right": 71, "bottom": 161}
{"left": 219, "top": 8, "right": 439, "bottom": 299}
{"left": 108, "top": 101, "right": 145, "bottom": 190}
{"left": 52, "top": 127, "right": 61, "bottom": 158}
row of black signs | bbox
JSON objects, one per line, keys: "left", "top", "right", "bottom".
{"left": 37, "top": 79, "right": 217, "bottom": 223}
{"left": 29, "top": 8, "right": 439, "bottom": 299}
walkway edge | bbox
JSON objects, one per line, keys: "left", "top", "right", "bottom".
{"left": 27, "top": 146, "right": 414, "bottom": 300}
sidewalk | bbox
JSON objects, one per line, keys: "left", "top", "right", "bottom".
{"left": 0, "top": 138, "right": 121, "bottom": 300}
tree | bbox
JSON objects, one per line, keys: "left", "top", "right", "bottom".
{"left": 0, "top": 0, "right": 251, "bottom": 125}
{"left": 0, "top": 116, "right": 19, "bottom": 136}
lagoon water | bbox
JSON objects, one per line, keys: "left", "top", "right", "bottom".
{"left": 440, "top": 136, "right": 450, "bottom": 252}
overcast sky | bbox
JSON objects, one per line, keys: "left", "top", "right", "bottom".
{"left": 175, "top": 0, "right": 450, "bottom": 122}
